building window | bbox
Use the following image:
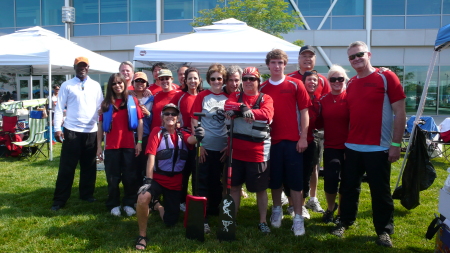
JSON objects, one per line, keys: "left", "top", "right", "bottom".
{"left": 130, "top": 21, "right": 156, "bottom": 34}
{"left": 163, "top": 20, "right": 193, "bottom": 33}
{"left": 101, "top": 0, "right": 127, "bottom": 23}
{"left": 407, "top": 0, "right": 441, "bottom": 15}
{"left": 332, "top": 0, "right": 364, "bottom": 16}
{"left": 130, "top": 0, "right": 156, "bottom": 21}
{"left": 74, "top": 0, "right": 99, "bottom": 24}
{"left": 100, "top": 22, "right": 127, "bottom": 35}
{"left": 439, "top": 66, "right": 450, "bottom": 115}
{"left": 404, "top": 66, "right": 438, "bottom": 114}
{"left": 73, "top": 24, "right": 99, "bottom": 36}
{"left": 16, "top": 0, "right": 41, "bottom": 27}
{"left": 291, "top": 0, "right": 329, "bottom": 16}
{"left": 332, "top": 16, "right": 364, "bottom": 29}
{"left": 372, "top": 16, "right": 405, "bottom": 29}
{"left": 0, "top": 0, "right": 15, "bottom": 28}
{"left": 406, "top": 16, "right": 441, "bottom": 29}
{"left": 372, "top": 0, "right": 405, "bottom": 15}
{"left": 42, "top": 0, "right": 64, "bottom": 25}
{"left": 164, "top": 0, "right": 193, "bottom": 20}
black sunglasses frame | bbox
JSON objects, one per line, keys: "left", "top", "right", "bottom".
{"left": 329, "top": 77, "right": 345, "bottom": 83}
{"left": 348, "top": 51, "right": 367, "bottom": 60}
{"left": 242, "top": 77, "right": 258, "bottom": 82}
{"left": 209, "top": 77, "right": 223, "bottom": 82}
{"left": 163, "top": 112, "right": 179, "bottom": 116}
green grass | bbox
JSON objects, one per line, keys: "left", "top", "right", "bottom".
{"left": 0, "top": 144, "right": 448, "bottom": 252}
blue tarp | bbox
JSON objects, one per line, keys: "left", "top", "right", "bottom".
{"left": 435, "top": 24, "right": 450, "bottom": 51}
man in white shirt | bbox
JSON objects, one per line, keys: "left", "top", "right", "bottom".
{"left": 51, "top": 56, "right": 104, "bottom": 211}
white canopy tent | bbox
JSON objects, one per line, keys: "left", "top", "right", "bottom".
{"left": 0, "top": 26, "right": 120, "bottom": 161}
{"left": 133, "top": 18, "right": 301, "bottom": 72}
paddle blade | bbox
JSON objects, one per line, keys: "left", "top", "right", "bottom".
{"left": 185, "top": 195, "right": 206, "bottom": 242}
{"left": 217, "top": 195, "right": 236, "bottom": 241}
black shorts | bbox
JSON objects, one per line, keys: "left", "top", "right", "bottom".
{"left": 148, "top": 180, "right": 181, "bottom": 226}
{"left": 230, "top": 159, "right": 270, "bottom": 193}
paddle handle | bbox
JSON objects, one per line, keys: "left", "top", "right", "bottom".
{"left": 193, "top": 112, "right": 206, "bottom": 196}
{"left": 227, "top": 118, "right": 234, "bottom": 194}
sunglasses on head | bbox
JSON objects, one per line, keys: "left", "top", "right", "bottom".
{"left": 159, "top": 77, "right": 171, "bottom": 81}
{"left": 242, "top": 77, "right": 258, "bottom": 82}
{"left": 112, "top": 81, "right": 123, "bottom": 86}
{"left": 348, "top": 51, "right": 367, "bottom": 60}
{"left": 210, "top": 77, "right": 223, "bottom": 82}
{"left": 134, "top": 79, "right": 146, "bottom": 83}
{"left": 329, "top": 77, "right": 345, "bottom": 83}
{"left": 163, "top": 112, "right": 178, "bottom": 116}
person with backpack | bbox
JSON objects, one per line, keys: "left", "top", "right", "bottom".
{"left": 97, "top": 73, "right": 144, "bottom": 217}
{"left": 224, "top": 67, "right": 274, "bottom": 233}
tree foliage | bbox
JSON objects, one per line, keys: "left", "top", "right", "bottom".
{"left": 191, "top": 0, "right": 303, "bottom": 38}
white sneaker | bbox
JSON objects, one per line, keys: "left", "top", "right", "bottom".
{"left": 302, "top": 205, "right": 310, "bottom": 219}
{"left": 305, "top": 198, "right": 325, "bottom": 213}
{"left": 281, "top": 192, "right": 289, "bottom": 206}
{"left": 180, "top": 202, "right": 186, "bottom": 212}
{"left": 292, "top": 214, "right": 305, "bottom": 236}
{"left": 287, "top": 206, "right": 295, "bottom": 217}
{"left": 111, "top": 206, "right": 121, "bottom": 217}
{"left": 123, "top": 206, "right": 136, "bottom": 216}
{"left": 270, "top": 206, "right": 283, "bottom": 228}
{"left": 204, "top": 223, "right": 211, "bottom": 234}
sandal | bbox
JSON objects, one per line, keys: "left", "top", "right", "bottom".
{"left": 135, "top": 235, "right": 148, "bottom": 250}
{"left": 150, "top": 199, "right": 160, "bottom": 212}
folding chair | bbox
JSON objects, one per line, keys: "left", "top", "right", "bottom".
{"left": 430, "top": 118, "right": 450, "bottom": 163}
{"left": 12, "top": 113, "right": 47, "bottom": 160}
{"left": 0, "top": 115, "right": 26, "bottom": 157}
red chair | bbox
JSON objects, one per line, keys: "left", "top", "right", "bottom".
{"left": 0, "top": 115, "right": 23, "bottom": 157}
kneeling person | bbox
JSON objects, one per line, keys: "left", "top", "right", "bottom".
{"left": 135, "top": 103, "right": 203, "bottom": 250}
{"left": 224, "top": 67, "right": 274, "bottom": 233}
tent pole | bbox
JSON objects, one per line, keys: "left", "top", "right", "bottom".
{"left": 395, "top": 50, "right": 439, "bottom": 189}
{"left": 48, "top": 51, "right": 53, "bottom": 161}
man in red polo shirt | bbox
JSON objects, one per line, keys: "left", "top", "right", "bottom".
{"left": 330, "top": 41, "right": 406, "bottom": 248}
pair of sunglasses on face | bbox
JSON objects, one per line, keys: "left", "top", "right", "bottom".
{"left": 163, "top": 112, "right": 178, "bottom": 116}
{"left": 242, "top": 77, "right": 258, "bottom": 82}
{"left": 348, "top": 51, "right": 367, "bottom": 60}
{"left": 210, "top": 77, "right": 223, "bottom": 82}
{"left": 134, "top": 79, "right": 146, "bottom": 83}
{"left": 329, "top": 77, "right": 345, "bottom": 83}
{"left": 112, "top": 81, "right": 123, "bottom": 86}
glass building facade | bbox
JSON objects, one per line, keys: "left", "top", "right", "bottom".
{"left": 0, "top": 0, "right": 449, "bottom": 115}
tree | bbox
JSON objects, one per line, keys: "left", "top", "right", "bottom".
{"left": 191, "top": 0, "right": 303, "bottom": 39}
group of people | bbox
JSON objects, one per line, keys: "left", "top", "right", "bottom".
{"left": 49, "top": 40, "right": 406, "bottom": 250}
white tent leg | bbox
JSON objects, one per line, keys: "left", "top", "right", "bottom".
{"left": 395, "top": 50, "right": 439, "bottom": 189}
{"left": 48, "top": 52, "right": 53, "bottom": 161}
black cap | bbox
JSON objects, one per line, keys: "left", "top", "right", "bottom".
{"left": 299, "top": 45, "right": 316, "bottom": 55}
{"left": 162, "top": 103, "right": 180, "bottom": 113}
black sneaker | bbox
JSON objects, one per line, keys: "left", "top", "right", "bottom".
{"left": 331, "top": 222, "right": 347, "bottom": 237}
{"left": 376, "top": 232, "right": 393, "bottom": 247}
{"left": 322, "top": 203, "right": 338, "bottom": 224}
{"left": 334, "top": 215, "right": 341, "bottom": 225}
{"left": 258, "top": 222, "right": 271, "bottom": 234}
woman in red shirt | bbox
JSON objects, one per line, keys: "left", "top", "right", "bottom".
{"left": 150, "top": 69, "right": 179, "bottom": 130}
{"left": 97, "top": 73, "right": 144, "bottom": 217}
{"left": 318, "top": 64, "right": 349, "bottom": 224}
{"left": 170, "top": 67, "right": 204, "bottom": 212}
{"left": 135, "top": 103, "right": 202, "bottom": 250}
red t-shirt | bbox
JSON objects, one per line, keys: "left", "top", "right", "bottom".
{"left": 150, "top": 89, "right": 180, "bottom": 130}
{"left": 346, "top": 69, "right": 406, "bottom": 146}
{"left": 127, "top": 85, "right": 134, "bottom": 91}
{"left": 287, "top": 71, "right": 331, "bottom": 99}
{"left": 225, "top": 92, "right": 274, "bottom": 162}
{"left": 170, "top": 91, "right": 197, "bottom": 131}
{"left": 260, "top": 76, "right": 311, "bottom": 144}
{"left": 318, "top": 92, "right": 349, "bottom": 149}
{"left": 100, "top": 97, "right": 143, "bottom": 150}
{"left": 306, "top": 97, "right": 320, "bottom": 144}
{"left": 145, "top": 127, "right": 192, "bottom": 190}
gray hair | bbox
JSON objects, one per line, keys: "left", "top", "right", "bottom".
{"left": 226, "top": 65, "right": 243, "bottom": 79}
{"left": 327, "top": 64, "right": 350, "bottom": 83}
{"left": 119, "top": 61, "right": 134, "bottom": 71}
{"left": 347, "top": 41, "right": 369, "bottom": 52}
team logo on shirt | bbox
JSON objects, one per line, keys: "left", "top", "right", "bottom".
{"left": 280, "top": 90, "right": 293, "bottom": 94}
{"left": 364, "top": 82, "right": 378, "bottom": 87}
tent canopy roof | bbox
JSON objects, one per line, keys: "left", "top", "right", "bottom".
{"left": 0, "top": 27, "right": 120, "bottom": 75}
{"left": 435, "top": 23, "right": 450, "bottom": 51}
{"left": 134, "top": 18, "right": 301, "bottom": 72}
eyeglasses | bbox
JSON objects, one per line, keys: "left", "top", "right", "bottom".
{"left": 329, "top": 77, "right": 345, "bottom": 83}
{"left": 112, "top": 81, "right": 123, "bottom": 86}
{"left": 348, "top": 51, "right": 367, "bottom": 60}
{"left": 134, "top": 79, "right": 146, "bottom": 83}
{"left": 54, "top": 88, "right": 60, "bottom": 91}
{"left": 159, "top": 77, "right": 171, "bottom": 81}
{"left": 242, "top": 77, "right": 258, "bottom": 82}
{"left": 163, "top": 112, "right": 178, "bottom": 116}
{"left": 210, "top": 77, "right": 223, "bottom": 82}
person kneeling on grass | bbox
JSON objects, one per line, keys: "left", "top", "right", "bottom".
{"left": 135, "top": 103, "right": 204, "bottom": 250}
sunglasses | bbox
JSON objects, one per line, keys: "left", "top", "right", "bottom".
{"left": 242, "top": 77, "right": 258, "bottom": 82}
{"left": 134, "top": 79, "right": 146, "bottom": 83}
{"left": 163, "top": 112, "right": 178, "bottom": 116}
{"left": 329, "top": 77, "right": 345, "bottom": 83}
{"left": 112, "top": 81, "right": 123, "bottom": 86}
{"left": 159, "top": 77, "right": 171, "bottom": 81}
{"left": 210, "top": 77, "right": 223, "bottom": 82}
{"left": 348, "top": 51, "right": 367, "bottom": 60}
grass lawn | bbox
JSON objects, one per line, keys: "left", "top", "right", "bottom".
{"left": 0, "top": 143, "right": 448, "bottom": 252}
